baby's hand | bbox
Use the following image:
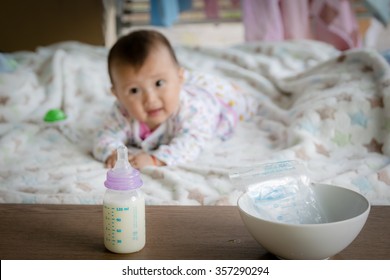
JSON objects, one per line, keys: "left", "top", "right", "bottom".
{"left": 104, "top": 149, "right": 136, "bottom": 169}
{"left": 105, "top": 150, "right": 118, "bottom": 169}
{"left": 105, "top": 150, "right": 165, "bottom": 169}
{"left": 129, "top": 152, "right": 165, "bottom": 169}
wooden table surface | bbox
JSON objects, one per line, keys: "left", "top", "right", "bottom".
{"left": 0, "top": 204, "right": 389, "bottom": 260}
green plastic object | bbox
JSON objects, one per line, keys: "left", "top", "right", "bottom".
{"left": 44, "top": 109, "right": 67, "bottom": 123}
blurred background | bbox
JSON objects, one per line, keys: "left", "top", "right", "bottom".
{"left": 0, "top": 0, "right": 389, "bottom": 52}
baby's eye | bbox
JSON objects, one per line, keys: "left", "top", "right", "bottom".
{"left": 129, "top": 87, "right": 139, "bottom": 94}
{"left": 155, "top": 80, "right": 165, "bottom": 87}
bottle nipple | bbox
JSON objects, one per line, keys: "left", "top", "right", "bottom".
{"left": 104, "top": 145, "right": 143, "bottom": 190}
{"left": 113, "top": 145, "right": 133, "bottom": 173}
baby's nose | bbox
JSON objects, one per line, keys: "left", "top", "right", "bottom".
{"left": 143, "top": 89, "right": 158, "bottom": 103}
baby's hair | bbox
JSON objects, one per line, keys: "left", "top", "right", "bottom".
{"left": 108, "top": 29, "right": 179, "bottom": 82}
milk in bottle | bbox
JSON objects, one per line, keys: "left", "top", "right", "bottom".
{"left": 103, "top": 145, "right": 145, "bottom": 253}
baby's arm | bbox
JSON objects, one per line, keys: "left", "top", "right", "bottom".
{"left": 127, "top": 129, "right": 209, "bottom": 168}
{"left": 153, "top": 132, "right": 211, "bottom": 166}
{"left": 128, "top": 152, "right": 165, "bottom": 169}
{"left": 152, "top": 94, "right": 220, "bottom": 166}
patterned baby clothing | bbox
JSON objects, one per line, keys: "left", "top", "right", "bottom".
{"left": 93, "top": 70, "right": 258, "bottom": 165}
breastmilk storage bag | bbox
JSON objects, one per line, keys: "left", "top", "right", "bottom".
{"left": 230, "top": 160, "right": 326, "bottom": 224}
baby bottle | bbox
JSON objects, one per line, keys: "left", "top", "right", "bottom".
{"left": 103, "top": 145, "right": 145, "bottom": 253}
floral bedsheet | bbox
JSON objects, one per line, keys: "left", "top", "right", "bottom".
{"left": 1, "top": 39, "right": 390, "bottom": 205}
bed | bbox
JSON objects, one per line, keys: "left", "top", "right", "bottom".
{"left": 1, "top": 39, "right": 390, "bottom": 206}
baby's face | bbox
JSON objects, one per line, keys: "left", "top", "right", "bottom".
{"left": 111, "top": 45, "right": 184, "bottom": 130}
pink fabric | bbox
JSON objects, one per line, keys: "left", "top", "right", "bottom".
{"left": 241, "top": 0, "right": 361, "bottom": 50}
{"left": 139, "top": 122, "right": 152, "bottom": 140}
{"left": 280, "top": 0, "right": 312, "bottom": 40}
{"left": 242, "top": 0, "right": 284, "bottom": 41}
{"left": 310, "top": 0, "right": 362, "bottom": 50}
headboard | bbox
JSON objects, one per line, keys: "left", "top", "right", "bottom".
{"left": 0, "top": 0, "right": 105, "bottom": 52}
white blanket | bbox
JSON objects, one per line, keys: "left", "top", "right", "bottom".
{"left": 1, "top": 40, "right": 390, "bottom": 205}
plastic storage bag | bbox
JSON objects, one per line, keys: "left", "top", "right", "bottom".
{"left": 230, "top": 160, "right": 326, "bottom": 224}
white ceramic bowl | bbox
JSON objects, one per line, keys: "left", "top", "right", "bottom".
{"left": 238, "top": 183, "right": 370, "bottom": 260}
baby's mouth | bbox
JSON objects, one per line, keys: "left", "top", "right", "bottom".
{"left": 147, "top": 108, "right": 163, "bottom": 117}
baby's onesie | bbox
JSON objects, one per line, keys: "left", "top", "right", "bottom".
{"left": 93, "top": 71, "right": 258, "bottom": 165}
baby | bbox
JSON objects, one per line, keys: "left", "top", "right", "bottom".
{"left": 93, "top": 29, "right": 258, "bottom": 169}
